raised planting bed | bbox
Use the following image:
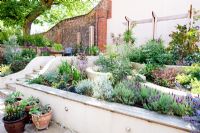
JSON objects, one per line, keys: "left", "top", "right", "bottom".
{"left": 13, "top": 82, "right": 198, "bottom": 133}
{"left": 141, "top": 82, "right": 199, "bottom": 98}
{"left": 131, "top": 62, "right": 200, "bottom": 95}
{"left": 86, "top": 67, "right": 112, "bottom": 80}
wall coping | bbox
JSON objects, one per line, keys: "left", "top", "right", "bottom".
{"left": 142, "top": 82, "right": 199, "bottom": 98}
{"left": 16, "top": 82, "right": 197, "bottom": 132}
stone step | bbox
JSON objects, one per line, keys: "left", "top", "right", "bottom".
{"left": 40, "top": 65, "right": 44, "bottom": 70}
{"left": 25, "top": 74, "right": 37, "bottom": 80}
{"left": 33, "top": 69, "right": 41, "bottom": 73}
{"left": 0, "top": 89, "right": 13, "bottom": 99}
{"left": 16, "top": 78, "right": 26, "bottom": 82}
{"left": 6, "top": 83, "right": 16, "bottom": 91}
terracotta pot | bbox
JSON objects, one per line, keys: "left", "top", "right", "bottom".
{"left": 32, "top": 111, "right": 52, "bottom": 130}
{"left": 3, "top": 114, "right": 27, "bottom": 133}
{"left": 25, "top": 105, "right": 33, "bottom": 123}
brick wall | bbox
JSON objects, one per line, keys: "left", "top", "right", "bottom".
{"left": 42, "top": 0, "right": 112, "bottom": 51}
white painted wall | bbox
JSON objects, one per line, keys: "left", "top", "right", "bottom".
{"left": 107, "top": 0, "right": 200, "bottom": 46}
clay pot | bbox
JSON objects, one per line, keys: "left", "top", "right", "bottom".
{"left": 3, "top": 114, "right": 27, "bottom": 133}
{"left": 32, "top": 111, "right": 52, "bottom": 130}
{"left": 25, "top": 105, "right": 33, "bottom": 123}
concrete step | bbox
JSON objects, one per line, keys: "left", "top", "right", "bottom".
{"left": 33, "top": 69, "right": 41, "bottom": 73}
{"left": 16, "top": 78, "right": 26, "bottom": 82}
{"left": 25, "top": 74, "right": 37, "bottom": 80}
{"left": 6, "top": 83, "right": 16, "bottom": 91}
{"left": 40, "top": 65, "right": 44, "bottom": 70}
{"left": 0, "top": 88, "right": 13, "bottom": 99}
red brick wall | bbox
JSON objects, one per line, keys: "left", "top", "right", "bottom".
{"left": 42, "top": 0, "right": 112, "bottom": 51}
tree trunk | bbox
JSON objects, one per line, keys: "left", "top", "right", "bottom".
{"left": 23, "top": 0, "right": 54, "bottom": 36}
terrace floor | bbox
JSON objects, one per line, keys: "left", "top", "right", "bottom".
{"left": 0, "top": 97, "right": 74, "bottom": 133}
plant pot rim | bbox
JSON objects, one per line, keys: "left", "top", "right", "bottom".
{"left": 3, "top": 114, "right": 27, "bottom": 124}
{"left": 31, "top": 110, "right": 52, "bottom": 117}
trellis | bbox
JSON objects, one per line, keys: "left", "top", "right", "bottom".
{"left": 124, "top": 5, "right": 200, "bottom": 40}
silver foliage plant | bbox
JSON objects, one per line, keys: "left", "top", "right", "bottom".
{"left": 76, "top": 79, "right": 94, "bottom": 96}
{"left": 93, "top": 77, "right": 113, "bottom": 101}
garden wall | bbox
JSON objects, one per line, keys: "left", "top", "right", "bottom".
{"left": 42, "top": 0, "right": 112, "bottom": 51}
{"left": 14, "top": 82, "right": 195, "bottom": 133}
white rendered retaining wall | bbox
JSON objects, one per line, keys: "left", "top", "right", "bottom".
{"left": 14, "top": 82, "right": 197, "bottom": 133}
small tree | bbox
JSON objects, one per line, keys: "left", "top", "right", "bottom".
{"left": 168, "top": 24, "right": 200, "bottom": 64}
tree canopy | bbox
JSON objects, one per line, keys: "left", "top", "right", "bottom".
{"left": 0, "top": 0, "right": 97, "bottom": 35}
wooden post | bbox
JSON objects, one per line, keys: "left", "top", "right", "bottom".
{"left": 188, "top": 5, "right": 194, "bottom": 29}
{"left": 152, "top": 11, "right": 158, "bottom": 40}
{"left": 125, "top": 16, "right": 130, "bottom": 31}
{"left": 77, "top": 32, "right": 81, "bottom": 45}
{"left": 89, "top": 26, "right": 95, "bottom": 48}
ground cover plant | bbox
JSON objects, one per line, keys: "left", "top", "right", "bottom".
{"left": 176, "top": 63, "right": 200, "bottom": 94}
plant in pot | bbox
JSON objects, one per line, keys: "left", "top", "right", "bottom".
{"left": 21, "top": 96, "right": 40, "bottom": 123}
{"left": 4, "top": 91, "right": 24, "bottom": 105}
{"left": 29, "top": 104, "right": 52, "bottom": 130}
{"left": 3, "top": 101, "right": 27, "bottom": 133}
{"left": 52, "top": 43, "right": 63, "bottom": 56}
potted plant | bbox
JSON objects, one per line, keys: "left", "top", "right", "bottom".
{"left": 30, "top": 104, "right": 52, "bottom": 130}
{"left": 3, "top": 102, "right": 27, "bottom": 133}
{"left": 51, "top": 43, "right": 63, "bottom": 56}
{"left": 21, "top": 96, "right": 40, "bottom": 123}
{"left": 4, "top": 91, "right": 23, "bottom": 105}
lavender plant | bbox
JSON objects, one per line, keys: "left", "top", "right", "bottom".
{"left": 183, "top": 96, "right": 200, "bottom": 131}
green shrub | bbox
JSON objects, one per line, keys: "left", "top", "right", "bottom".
{"left": 30, "top": 62, "right": 84, "bottom": 89}
{"left": 21, "top": 49, "right": 36, "bottom": 59}
{"left": 113, "top": 81, "right": 135, "bottom": 105}
{"left": 76, "top": 79, "right": 94, "bottom": 96}
{"left": 95, "top": 55, "right": 132, "bottom": 84}
{"left": 141, "top": 40, "right": 173, "bottom": 65}
{"left": 184, "top": 52, "right": 200, "bottom": 65}
{"left": 176, "top": 63, "right": 200, "bottom": 93}
{"left": 140, "top": 63, "right": 159, "bottom": 81}
{"left": 128, "top": 48, "right": 144, "bottom": 63}
{"left": 53, "top": 43, "right": 63, "bottom": 52}
{"left": 168, "top": 25, "right": 200, "bottom": 64}
{"left": 18, "top": 35, "right": 53, "bottom": 47}
{"left": 129, "top": 39, "right": 173, "bottom": 65}
{"left": 185, "top": 63, "right": 200, "bottom": 80}
{"left": 176, "top": 74, "right": 192, "bottom": 85}
{"left": 0, "top": 65, "right": 11, "bottom": 77}
{"left": 123, "top": 30, "right": 135, "bottom": 44}
{"left": 2, "top": 35, "right": 21, "bottom": 64}
{"left": 87, "top": 46, "right": 99, "bottom": 56}
{"left": 191, "top": 79, "right": 200, "bottom": 94}
{"left": 8, "top": 49, "right": 36, "bottom": 73}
